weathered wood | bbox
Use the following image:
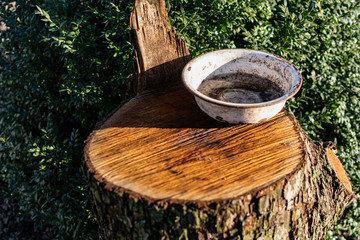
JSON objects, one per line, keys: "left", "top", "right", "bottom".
{"left": 127, "top": 0, "right": 190, "bottom": 97}
{"left": 84, "top": 0, "right": 355, "bottom": 239}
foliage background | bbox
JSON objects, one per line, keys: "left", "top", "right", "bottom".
{"left": 0, "top": 0, "right": 359, "bottom": 239}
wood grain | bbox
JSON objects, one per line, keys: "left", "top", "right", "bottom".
{"left": 128, "top": 0, "right": 190, "bottom": 96}
{"left": 86, "top": 86, "right": 305, "bottom": 202}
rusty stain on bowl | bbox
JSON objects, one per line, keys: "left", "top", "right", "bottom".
{"left": 182, "top": 49, "right": 303, "bottom": 124}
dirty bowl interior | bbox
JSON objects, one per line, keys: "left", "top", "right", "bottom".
{"left": 182, "top": 49, "right": 302, "bottom": 124}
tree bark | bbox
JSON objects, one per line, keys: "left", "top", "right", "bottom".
{"left": 84, "top": 0, "right": 355, "bottom": 239}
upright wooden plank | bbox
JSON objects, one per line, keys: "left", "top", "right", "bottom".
{"left": 128, "top": 0, "right": 190, "bottom": 96}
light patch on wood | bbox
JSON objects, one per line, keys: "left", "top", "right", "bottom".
{"left": 284, "top": 170, "right": 303, "bottom": 209}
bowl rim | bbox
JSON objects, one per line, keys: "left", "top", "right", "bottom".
{"left": 182, "top": 48, "right": 303, "bottom": 108}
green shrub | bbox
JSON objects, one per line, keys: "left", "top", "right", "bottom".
{"left": 1, "top": 0, "right": 133, "bottom": 239}
{"left": 0, "top": 0, "right": 359, "bottom": 239}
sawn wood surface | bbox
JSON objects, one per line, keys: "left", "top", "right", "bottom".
{"left": 86, "top": 86, "right": 305, "bottom": 203}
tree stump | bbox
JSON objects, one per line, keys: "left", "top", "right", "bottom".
{"left": 84, "top": 1, "right": 355, "bottom": 239}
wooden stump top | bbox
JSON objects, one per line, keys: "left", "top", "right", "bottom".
{"left": 85, "top": 86, "right": 305, "bottom": 203}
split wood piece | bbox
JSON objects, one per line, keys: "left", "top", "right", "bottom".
{"left": 84, "top": 86, "right": 355, "bottom": 239}
{"left": 127, "top": 0, "right": 190, "bottom": 97}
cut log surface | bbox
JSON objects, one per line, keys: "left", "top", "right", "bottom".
{"left": 86, "top": 86, "right": 304, "bottom": 203}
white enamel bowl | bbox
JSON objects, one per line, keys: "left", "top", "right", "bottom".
{"left": 182, "top": 49, "right": 302, "bottom": 124}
